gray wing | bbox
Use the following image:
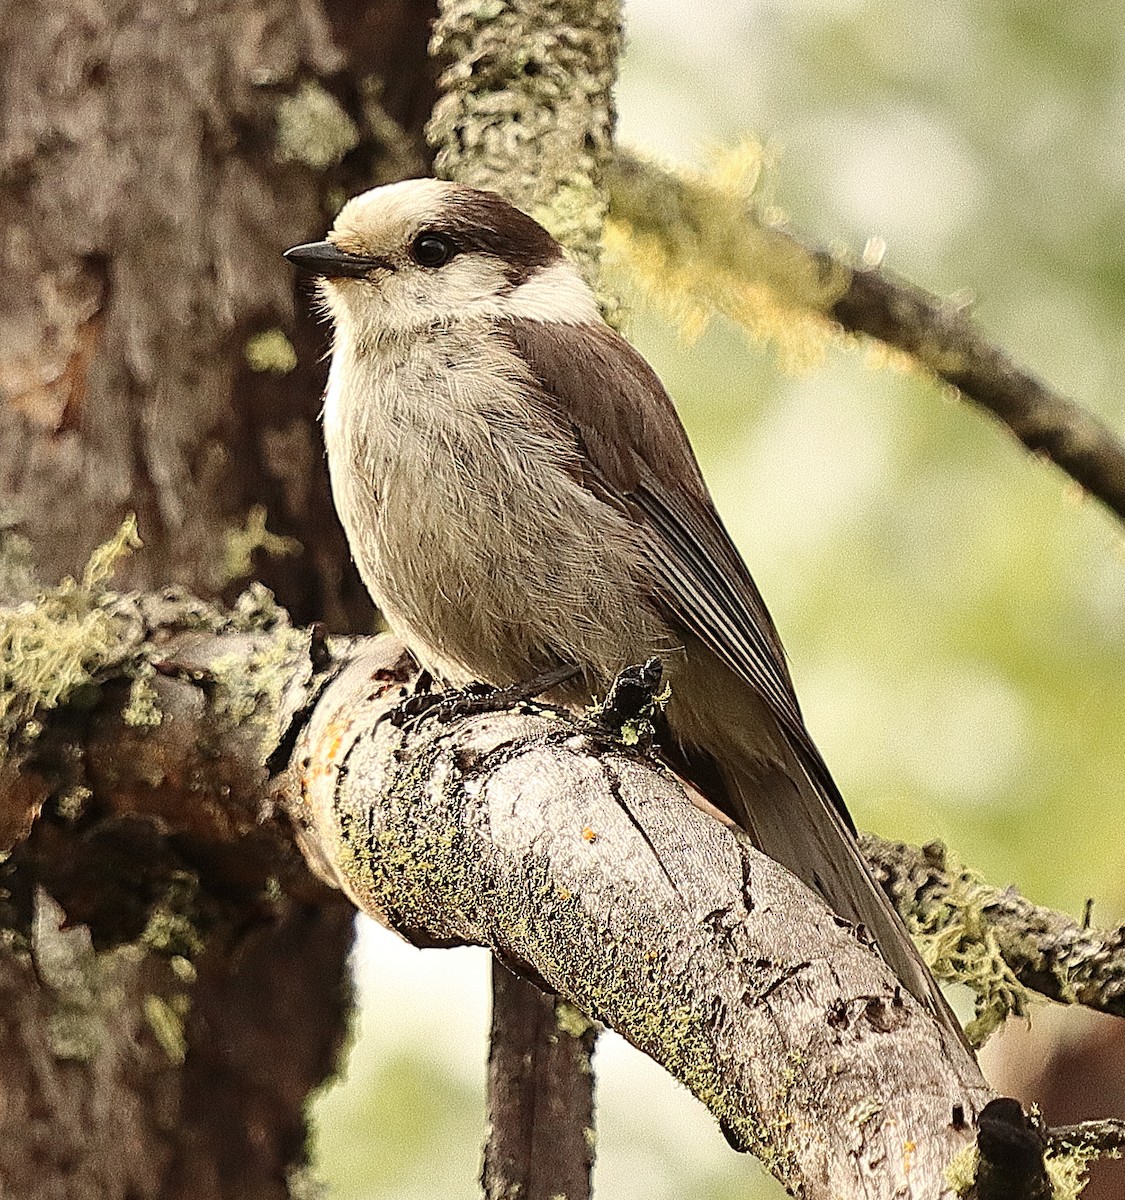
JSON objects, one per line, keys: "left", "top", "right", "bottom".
{"left": 498, "top": 316, "right": 850, "bottom": 822}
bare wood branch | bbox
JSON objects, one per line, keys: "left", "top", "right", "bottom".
{"left": 290, "top": 636, "right": 992, "bottom": 1200}
{"left": 607, "top": 149, "right": 1125, "bottom": 527}
{"left": 482, "top": 966, "right": 597, "bottom": 1200}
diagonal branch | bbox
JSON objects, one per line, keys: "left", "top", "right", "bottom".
{"left": 5, "top": 594, "right": 1124, "bottom": 1197}
{"left": 864, "top": 836, "right": 1125, "bottom": 1036}
{"left": 607, "top": 149, "right": 1125, "bottom": 527}
{"left": 290, "top": 636, "right": 991, "bottom": 1200}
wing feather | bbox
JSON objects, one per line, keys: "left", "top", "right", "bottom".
{"left": 499, "top": 317, "right": 848, "bottom": 818}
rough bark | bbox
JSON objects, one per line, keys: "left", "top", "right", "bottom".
{"left": 482, "top": 966, "right": 597, "bottom": 1200}
{"left": 0, "top": 593, "right": 356, "bottom": 1199}
{"left": 0, "top": 0, "right": 433, "bottom": 621}
{"left": 0, "top": 2, "right": 436, "bottom": 1195}
{"left": 6, "top": 597, "right": 1122, "bottom": 1196}
{"left": 290, "top": 636, "right": 993, "bottom": 1199}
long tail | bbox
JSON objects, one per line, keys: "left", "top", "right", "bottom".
{"left": 667, "top": 673, "right": 970, "bottom": 1054}
{"left": 719, "top": 743, "right": 970, "bottom": 1053}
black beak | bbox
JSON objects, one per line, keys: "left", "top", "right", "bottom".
{"left": 283, "top": 241, "right": 390, "bottom": 279}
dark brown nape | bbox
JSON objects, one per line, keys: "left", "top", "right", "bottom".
{"left": 436, "top": 190, "right": 563, "bottom": 286}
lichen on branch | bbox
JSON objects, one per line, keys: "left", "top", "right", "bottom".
{"left": 428, "top": 0, "right": 622, "bottom": 276}
{"left": 0, "top": 516, "right": 144, "bottom": 745}
{"left": 606, "top": 148, "right": 1125, "bottom": 527}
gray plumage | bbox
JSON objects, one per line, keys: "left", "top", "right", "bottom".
{"left": 288, "top": 178, "right": 970, "bottom": 1054}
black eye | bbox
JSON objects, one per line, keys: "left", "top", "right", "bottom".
{"left": 411, "top": 232, "right": 456, "bottom": 268}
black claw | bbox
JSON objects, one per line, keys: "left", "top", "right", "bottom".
{"left": 386, "top": 665, "right": 580, "bottom": 733}
{"left": 595, "top": 657, "right": 664, "bottom": 729}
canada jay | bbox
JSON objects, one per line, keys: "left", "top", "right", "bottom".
{"left": 285, "top": 178, "right": 966, "bottom": 1049}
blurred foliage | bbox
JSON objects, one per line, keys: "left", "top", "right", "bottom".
{"left": 312, "top": 3, "right": 1125, "bottom": 1198}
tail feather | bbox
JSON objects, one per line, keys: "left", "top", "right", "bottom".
{"left": 664, "top": 648, "right": 971, "bottom": 1054}
{"left": 720, "top": 751, "right": 971, "bottom": 1054}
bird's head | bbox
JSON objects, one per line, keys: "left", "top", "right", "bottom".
{"left": 284, "top": 179, "right": 599, "bottom": 345}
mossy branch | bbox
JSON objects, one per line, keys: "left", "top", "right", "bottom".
{"left": 606, "top": 149, "right": 1125, "bottom": 527}
{"left": 428, "top": 0, "right": 621, "bottom": 281}
{"left": 863, "top": 836, "right": 1125, "bottom": 1044}
{"left": 5, "top": 594, "right": 1125, "bottom": 1195}
{"left": 286, "top": 636, "right": 990, "bottom": 1199}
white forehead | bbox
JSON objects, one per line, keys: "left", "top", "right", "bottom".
{"left": 332, "top": 178, "right": 458, "bottom": 244}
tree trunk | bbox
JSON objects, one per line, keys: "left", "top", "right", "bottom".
{"left": 0, "top": 2, "right": 434, "bottom": 1195}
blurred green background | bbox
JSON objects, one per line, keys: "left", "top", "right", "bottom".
{"left": 311, "top": 3, "right": 1125, "bottom": 1196}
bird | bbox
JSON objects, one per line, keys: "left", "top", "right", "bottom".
{"left": 284, "top": 177, "right": 968, "bottom": 1051}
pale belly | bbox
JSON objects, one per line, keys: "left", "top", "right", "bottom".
{"left": 323, "top": 329, "right": 676, "bottom": 693}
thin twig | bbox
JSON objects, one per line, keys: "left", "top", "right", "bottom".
{"left": 1046, "top": 1118, "right": 1125, "bottom": 1157}
{"left": 833, "top": 268, "right": 1125, "bottom": 524}
{"left": 607, "top": 150, "right": 1125, "bottom": 527}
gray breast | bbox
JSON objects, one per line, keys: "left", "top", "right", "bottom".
{"left": 324, "top": 324, "right": 673, "bottom": 687}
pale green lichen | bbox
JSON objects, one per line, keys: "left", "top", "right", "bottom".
{"left": 222, "top": 505, "right": 301, "bottom": 585}
{"left": 170, "top": 955, "right": 197, "bottom": 983}
{"left": 846, "top": 1097, "right": 883, "bottom": 1129}
{"left": 211, "top": 633, "right": 302, "bottom": 728}
{"left": 245, "top": 329, "right": 298, "bottom": 375}
{"left": 907, "top": 853, "right": 1032, "bottom": 1047}
{"left": 54, "top": 784, "right": 92, "bottom": 821}
{"left": 427, "top": 0, "right": 621, "bottom": 278}
{"left": 1045, "top": 1144, "right": 1105, "bottom": 1200}
{"left": 945, "top": 1144, "right": 978, "bottom": 1196}
{"left": 123, "top": 665, "right": 163, "bottom": 728}
{"left": 139, "top": 873, "right": 207, "bottom": 960}
{"left": 144, "top": 992, "right": 189, "bottom": 1064}
{"left": 605, "top": 147, "right": 846, "bottom": 372}
{"left": 82, "top": 515, "right": 142, "bottom": 589}
{"left": 276, "top": 82, "right": 359, "bottom": 169}
{"left": 587, "top": 679, "right": 670, "bottom": 748}
{"left": 554, "top": 999, "right": 595, "bottom": 1039}
{"left": 0, "top": 515, "right": 143, "bottom": 743}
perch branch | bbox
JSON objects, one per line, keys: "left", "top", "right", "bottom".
{"left": 8, "top": 595, "right": 1125, "bottom": 1197}
{"left": 288, "top": 636, "right": 991, "bottom": 1200}
{"left": 607, "top": 149, "right": 1125, "bottom": 527}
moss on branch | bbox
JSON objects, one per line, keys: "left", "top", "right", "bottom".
{"left": 428, "top": 0, "right": 622, "bottom": 277}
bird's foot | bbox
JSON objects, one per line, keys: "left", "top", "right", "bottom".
{"left": 387, "top": 664, "right": 580, "bottom": 733}
{"left": 587, "top": 657, "right": 667, "bottom": 746}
